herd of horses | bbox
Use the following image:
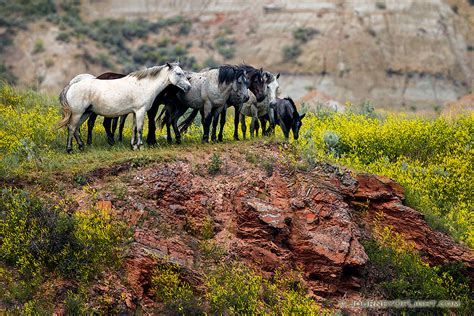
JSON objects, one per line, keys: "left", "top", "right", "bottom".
{"left": 58, "top": 62, "right": 305, "bottom": 153}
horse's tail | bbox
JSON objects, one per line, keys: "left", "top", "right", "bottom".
{"left": 57, "top": 84, "right": 72, "bottom": 129}
{"left": 156, "top": 107, "right": 167, "bottom": 131}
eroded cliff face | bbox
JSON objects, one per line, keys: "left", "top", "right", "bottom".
{"left": 3, "top": 0, "right": 474, "bottom": 110}
{"left": 72, "top": 142, "right": 472, "bottom": 311}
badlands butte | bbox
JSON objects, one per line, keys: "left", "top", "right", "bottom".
{"left": 1, "top": 0, "right": 474, "bottom": 113}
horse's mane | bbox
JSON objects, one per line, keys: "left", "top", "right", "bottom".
{"left": 128, "top": 65, "right": 166, "bottom": 80}
{"left": 239, "top": 64, "right": 262, "bottom": 79}
{"left": 218, "top": 64, "right": 245, "bottom": 85}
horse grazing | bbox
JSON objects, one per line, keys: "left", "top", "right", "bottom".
{"left": 58, "top": 62, "right": 191, "bottom": 152}
{"left": 158, "top": 64, "right": 250, "bottom": 143}
{"left": 239, "top": 72, "right": 280, "bottom": 139}
{"left": 272, "top": 97, "right": 305, "bottom": 141}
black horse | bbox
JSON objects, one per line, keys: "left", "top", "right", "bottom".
{"left": 271, "top": 97, "right": 305, "bottom": 141}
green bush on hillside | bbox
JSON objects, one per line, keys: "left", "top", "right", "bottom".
{"left": 0, "top": 188, "right": 126, "bottom": 281}
{"left": 363, "top": 212, "right": 472, "bottom": 314}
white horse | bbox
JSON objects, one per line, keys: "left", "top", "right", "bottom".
{"left": 58, "top": 62, "right": 191, "bottom": 152}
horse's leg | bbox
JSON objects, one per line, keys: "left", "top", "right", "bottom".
{"left": 172, "top": 105, "right": 189, "bottom": 144}
{"left": 254, "top": 119, "right": 260, "bottom": 138}
{"left": 67, "top": 113, "right": 83, "bottom": 153}
{"left": 146, "top": 104, "right": 159, "bottom": 146}
{"left": 260, "top": 117, "right": 267, "bottom": 136}
{"left": 134, "top": 108, "right": 146, "bottom": 150}
{"left": 86, "top": 113, "right": 97, "bottom": 145}
{"left": 218, "top": 106, "right": 227, "bottom": 142}
{"left": 111, "top": 117, "right": 118, "bottom": 140}
{"left": 179, "top": 108, "right": 199, "bottom": 134}
{"left": 202, "top": 102, "right": 213, "bottom": 143}
{"left": 233, "top": 103, "right": 242, "bottom": 140}
{"left": 130, "top": 113, "right": 137, "bottom": 149}
{"left": 165, "top": 110, "right": 173, "bottom": 144}
{"left": 103, "top": 118, "right": 115, "bottom": 146}
{"left": 74, "top": 112, "right": 91, "bottom": 151}
{"left": 280, "top": 123, "right": 290, "bottom": 141}
{"left": 240, "top": 113, "right": 247, "bottom": 140}
{"left": 210, "top": 108, "right": 221, "bottom": 142}
{"left": 118, "top": 114, "right": 127, "bottom": 142}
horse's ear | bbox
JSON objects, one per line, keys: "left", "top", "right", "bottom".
{"left": 260, "top": 67, "right": 263, "bottom": 73}
{"left": 276, "top": 73, "right": 280, "bottom": 79}
{"left": 300, "top": 113, "right": 306, "bottom": 120}
{"left": 166, "top": 62, "right": 172, "bottom": 68}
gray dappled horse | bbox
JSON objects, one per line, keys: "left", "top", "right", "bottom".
{"left": 158, "top": 64, "right": 251, "bottom": 143}
{"left": 178, "top": 65, "right": 268, "bottom": 142}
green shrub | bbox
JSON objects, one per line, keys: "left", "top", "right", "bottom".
{"left": 363, "top": 213, "right": 472, "bottom": 313}
{"left": 208, "top": 153, "right": 222, "bottom": 175}
{"left": 205, "top": 263, "right": 326, "bottom": 315}
{"left": 282, "top": 44, "right": 301, "bottom": 61}
{"left": 0, "top": 188, "right": 126, "bottom": 282}
{"left": 151, "top": 264, "right": 202, "bottom": 315}
{"left": 293, "top": 27, "right": 319, "bottom": 42}
{"left": 32, "top": 39, "right": 44, "bottom": 54}
{"left": 214, "top": 36, "right": 236, "bottom": 59}
{"left": 0, "top": 63, "right": 17, "bottom": 85}
{"left": 56, "top": 32, "right": 70, "bottom": 43}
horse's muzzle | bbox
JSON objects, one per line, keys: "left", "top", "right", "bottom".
{"left": 182, "top": 83, "right": 192, "bottom": 93}
{"left": 256, "top": 95, "right": 265, "bottom": 103}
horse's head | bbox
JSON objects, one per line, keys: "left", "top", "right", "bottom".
{"left": 167, "top": 62, "right": 191, "bottom": 93}
{"left": 232, "top": 69, "right": 250, "bottom": 103}
{"left": 249, "top": 68, "right": 267, "bottom": 103}
{"left": 287, "top": 97, "right": 305, "bottom": 140}
{"left": 265, "top": 72, "right": 280, "bottom": 108}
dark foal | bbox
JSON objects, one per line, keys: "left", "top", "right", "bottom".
{"left": 272, "top": 97, "right": 305, "bottom": 141}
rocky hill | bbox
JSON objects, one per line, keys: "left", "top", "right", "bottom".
{"left": 2, "top": 141, "right": 472, "bottom": 313}
{"left": 1, "top": 0, "right": 474, "bottom": 112}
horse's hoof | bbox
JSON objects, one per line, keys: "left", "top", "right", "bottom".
{"left": 107, "top": 138, "right": 115, "bottom": 146}
{"left": 176, "top": 139, "right": 182, "bottom": 145}
{"left": 67, "top": 148, "right": 73, "bottom": 154}
{"left": 78, "top": 145, "right": 84, "bottom": 151}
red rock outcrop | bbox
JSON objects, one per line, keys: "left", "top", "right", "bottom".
{"left": 111, "top": 145, "right": 472, "bottom": 305}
